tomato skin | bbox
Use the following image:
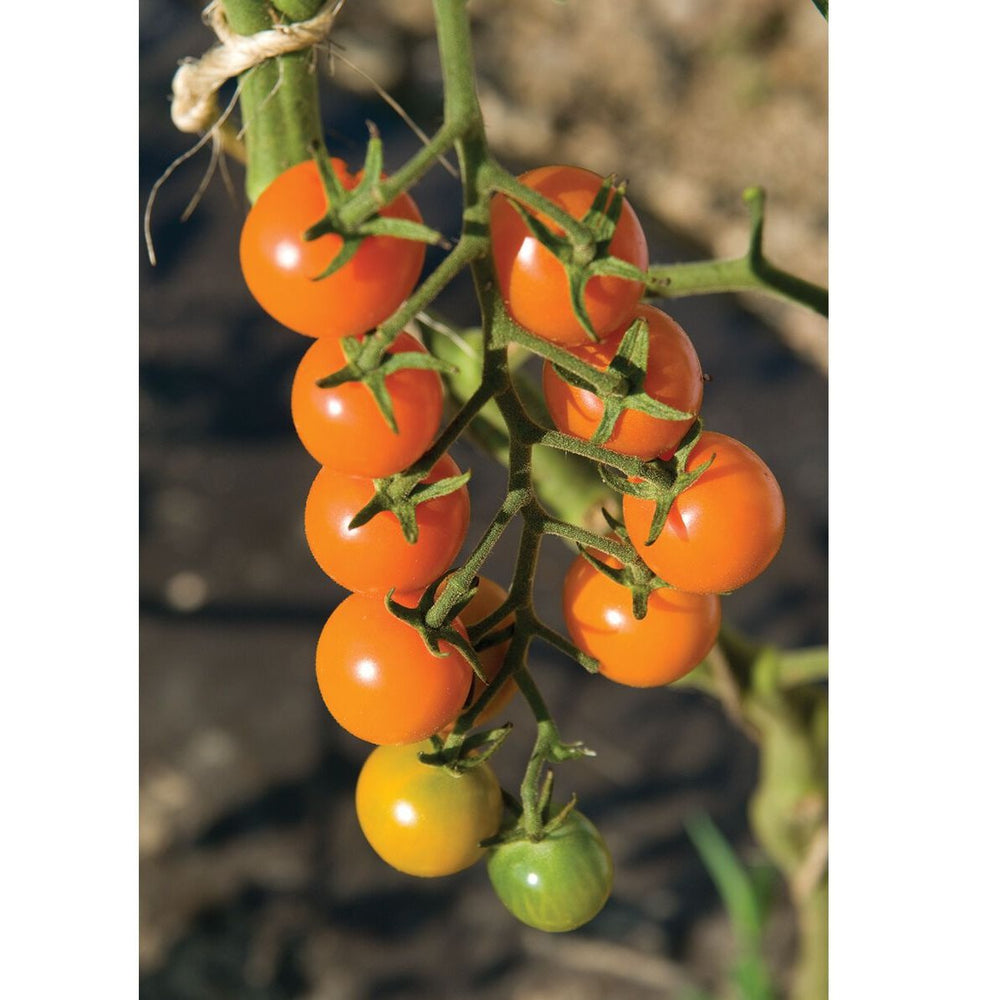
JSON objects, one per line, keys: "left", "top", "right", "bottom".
{"left": 355, "top": 740, "right": 504, "bottom": 877}
{"left": 239, "top": 157, "right": 426, "bottom": 339}
{"left": 489, "top": 165, "right": 649, "bottom": 347}
{"left": 457, "top": 577, "right": 517, "bottom": 724}
{"left": 487, "top": 810, "right": 614, "bottom": 932}
{"left": 622, "top": 432, "right": 786, "bottom": 594}
{"left": 563, "top": 547, "right": 721, "bottom": 687}
{"left": 542, "top": 304, "right": 703, "bottom": 460}
{"left": 316, "top": 593, "right": 472, "bottom": 745}
{"left": 304, "top": 453, "right": 470, "bottom": 595}
{"left": 291, "top": 331, "right": 443, "bottom": 477}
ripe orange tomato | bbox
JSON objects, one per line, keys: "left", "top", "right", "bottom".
{"left": 563, "top": 546, "right": 721, "bottom": 687}
{"left": 291, "top": 330, "right": 443, "bottom": 477}
{"left": 316, "top": 592, "right": 472, "bottom": 745}
{"left": 355, "top": 739, "right": 504, "bottom": 877}
{"left": 304, "top": 453, "right": 470, "bottom": 595}
{"left": 239, "top": 157, "right": 426, "bottom": 339}
{"left": 542, "top": 304, "right": 703, "bottom": 459}
{"left": 622, "top": 432, "right": 786, "bottom": 594}
{"left": 489, "top": 165, "right": 649, "bottom": 346}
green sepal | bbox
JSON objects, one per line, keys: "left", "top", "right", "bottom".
{"left": 577, "top": 539, "right": 673, "bottom": 622}
{"left": 298, "top": 135, "right": 446, "bottom": 284}
{"left": 551, "top": 362, "right": 604, "bottom": 393}
{"left": 566, "top": 266, "right": 599, "bottom": 342}
{"left": 505, "top": 197, "right": 572, "bottom": 262}
{"left": 358, "top": 124, "right": 385, "bottom": 199}
{"left": 587, "top": 317, "right": 695, "bottom": 446}
{"left": 307, "top": 232, "right": 364, "bottom": 281}
{"left": 548, "top": 740, "right": 596, "bottom": 763}
{"left": 314, "top": 341, "right": 455, "bottom": 436}
{"left": 581, "top": 176, "right": 624, "bottom": 246}
{"left": 542, "top": 793, "right": 580, "bottom": 834}
{"left": 310, "top": 140, "right": 347, "bottom": 202}
{"left": 365, "top": 375, "right": 400, "bottom": 435}
{"left": 355, "top": 214, "right": 450, "bottom": 246}
{"left": 589, "top": 396, "right": 624, "bottom": 445}
{"left": 409, "top": 471, "right": 472, "bottom": 506}
{"left": 419, "top": 724, "right": 513, "bottom": 773}
{"left": 347, "top": 469, "right": 470, "bottom": 544}
{"left": 587, "top": 253, "right": 653, "bottom": 284}
{"left": 378, "top": 351, "right": 458, "bottom": 378}
{"left": 383, "top": 586, "right": 488, "bottom": 682}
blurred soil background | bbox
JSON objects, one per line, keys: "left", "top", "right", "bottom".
{"left": 139, "top": 1, "right": 827, "bottom": 996}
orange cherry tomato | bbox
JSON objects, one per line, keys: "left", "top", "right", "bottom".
{"left": 291, "top": 330, "right": 443, "bottom": 477}
{"left": 316, "top": 592, "right": 472, "bottom": 745}
{"left": 355, "top": 739, "right": 503, "bottom": 877}
{"left": 240, "top": 157, "right": 426, "bottom": 339}
{"left": 304, "top": 453, "right": 470, "bottom": 595}
{"left": 489, "top": 165, "right": 649, "bottom": 347}
{"left": 542, "top": 304, "right": 703, "bottom": 460}
{"left": 622, "top": 432, "right": 786, "bottom": 594}
{"left": 563, "top": 546, "right": 721, "bottom": 687}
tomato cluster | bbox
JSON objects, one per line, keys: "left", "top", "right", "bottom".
{"left": 497, "top": 166, "right": 786, "bottom": 688}
{"left": 238, "top": 153, "right": 785, "bottom": 935}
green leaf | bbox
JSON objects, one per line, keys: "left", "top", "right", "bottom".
{"left": 687, "top": 814, "right": 765, "bottom": 944}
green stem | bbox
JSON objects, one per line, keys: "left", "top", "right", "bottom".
{"left": 537, "top": 428, "right": 647, "bottom": 477}
{"left": 337, "top": 121, "right": 467, "bottom": 228}
{"left": 483, "top": 162, "right": 597, "bottom": 258}
{"left": 537, "top": 515, "right": 632, "bottom": 564}
{"left": 646, "top": 257, "right": 828, "bottom": 317}
{"left": 360, "top": 236, "right": 487, "bottom": 361}
{"left": 502, "top": 319, "right": 626, "bottom": 396}
{"left": 515, "top": 671, "right": 559, "bottom": 839}
{"left": 223, "top": 0, "right": 327, "bottom": 203}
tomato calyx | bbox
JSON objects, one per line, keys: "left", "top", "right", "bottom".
{"left": 501, "top": 174, "right": 659, "bottom": 341}
{"left": 314, "top": 331, "right": 455, "bottom": 435}
{"left": 485, "top": 781, "right": 584, "bottom": 849}
{"left": 551, "top": 315, "right": 696, "bottom": 447}
{"left": 349, "top": 461, "right": 471, "bottom": 544}
{"left": 420, "top": 725, "right": 514, "bottom": 774}
{"left": 577, "top": 517, "right": 673, "bottom": 621}
{"left": 301, "top": 136, "right": 447, "bottom": 282}
{"left": 385, "top": 584, "right": 487, "bottom": 684}
{"left": 600, "top": 419, "right": 714, "bottom": 546}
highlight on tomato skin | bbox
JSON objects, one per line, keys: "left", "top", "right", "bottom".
{"left": 239, "top": 157, "right": 426, "bottom": 340}
{"left": 303, "top": 452, "right": 470, "bottom": 596}
{"left": 489, "top": 164, "right": 649, "bottom": 347}
{"left": 355, "top": 739, "right": 504, "bottom": 878}
{"left": 315, "top": 592, "right": 472, "bottom": 746}
{"left": 622, "top": 431, "right": 786, "bottom": 595}
{"left": 291, "top": 330, "right": 444, "bottom": 478}
{"left": 542, "top": 303, "right": 704, "bottom": 460}
{"left": 562, "top": 546, "right": 721, "bottom": 687}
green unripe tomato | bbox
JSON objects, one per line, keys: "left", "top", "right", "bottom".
{"left": 486, "top": 809, "right": 614, "bottom": 932}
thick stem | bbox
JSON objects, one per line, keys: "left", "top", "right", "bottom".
{"left": 223, "top": 0, "right": 327, "bottom": 202}
{"left": 646, "top": 256, "right": 828, "bottom": 318}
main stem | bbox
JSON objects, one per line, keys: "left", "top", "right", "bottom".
{"left": 223, "top": 0, "right": 327, "bottom": 202}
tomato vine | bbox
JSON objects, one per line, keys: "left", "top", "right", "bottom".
{"left": 162, "top": 1, "right": 828, "bottom": 995}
